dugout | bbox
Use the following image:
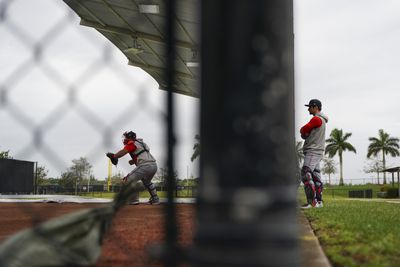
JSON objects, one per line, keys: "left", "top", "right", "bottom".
{"left": 382, "top": 166, "right": 400, "bottom": 197}
{"left": 0, "top": 158, "right": 35, "bottom": 194}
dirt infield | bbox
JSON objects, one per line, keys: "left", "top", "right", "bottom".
{"left": 0, "top": 203, "right": 195, "bottom": 267}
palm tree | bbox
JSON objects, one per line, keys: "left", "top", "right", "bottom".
{"left": 367, "top": 129, "right": 400, "bottom": 184}
{"left": 191, "top": 134, "right": 200, "bottom": 162}
{"left": 322, "top": 157, "right": 337, "bottom": 185}
{"left": 325, "top": 128, "right": 356, "bottom": 186}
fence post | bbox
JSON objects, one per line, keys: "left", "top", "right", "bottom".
{"left": 165, "top": 0, "right": 178, "bottom": 266}
{"left": 193, "top": 1, "right": 298, "bottom": 266}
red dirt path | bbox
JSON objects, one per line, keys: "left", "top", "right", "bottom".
{"left": 0, "top": 203, "right": 195, "bottom": 267}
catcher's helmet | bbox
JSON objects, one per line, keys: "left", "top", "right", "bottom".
{"left": 123, "top": 131, "right": 136, "bottom": 140}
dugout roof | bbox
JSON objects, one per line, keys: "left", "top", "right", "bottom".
{"left": 63, "top": 0, "right": 200, "bottom": 97}
{"left": 382, "top": 167, "right": 400, "bottom": 173}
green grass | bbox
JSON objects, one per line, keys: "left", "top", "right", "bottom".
{"left": 303, "top": 199, "right": 400, "bottom": 267}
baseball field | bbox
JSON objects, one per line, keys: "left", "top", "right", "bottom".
{"left": 0, "top": 203, "right": 195, "bottom": 267}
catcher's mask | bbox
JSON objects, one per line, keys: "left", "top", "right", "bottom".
{"left": 123, "top": 131, "right": 136, "bottom": 145}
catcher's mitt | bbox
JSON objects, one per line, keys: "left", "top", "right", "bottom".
{"left": 106, "top": 152, "right": 118, "bottom": 166}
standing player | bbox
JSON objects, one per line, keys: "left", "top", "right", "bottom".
{"left": 107, "top": 131, "right": 160, "bottom": 205}
{"left": 300, "top": 99, "right": 328, "bottom": 208}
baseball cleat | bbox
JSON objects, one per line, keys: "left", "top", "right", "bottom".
{"left": 147, "top": 196, "right": 160, "bottom": 205}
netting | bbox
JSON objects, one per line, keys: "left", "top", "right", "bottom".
{"left": 0, "top": 0, "right": 198, "bottom": 266}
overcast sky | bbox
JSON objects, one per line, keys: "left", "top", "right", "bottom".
{"left": 0, "top": 0, "right": 199, "bottom": 180}
{"left": 294, "top": 0, "right": 400, "bottom": 183}
{"left": 1, "top": 0, "right": 400, "bottom": 184}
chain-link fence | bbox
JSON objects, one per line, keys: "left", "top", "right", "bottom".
{"left": 0, "top": 0, "right": 176, "bottom": 176}
{"left": 0, "top": 0, "right": 198, "bottom": 266}
{"left": 0, "top": 1, "right": 300, "bottom": 267}
{"left": 0, "top": 0, "right": 199, "bottom": 191}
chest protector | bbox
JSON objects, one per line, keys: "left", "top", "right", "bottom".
{"left": 129, "top": 139, "right": 156, "bottom": 165}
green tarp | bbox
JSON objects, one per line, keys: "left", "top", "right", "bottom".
{"left": 0, "top": 182, "right": 137, "bottom": 266}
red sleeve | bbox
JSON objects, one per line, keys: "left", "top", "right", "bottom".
{"left": 300, "top": 116, "right": 322, "bottom": 135}
{"left": 124, "top": 141, "right": 137, "bottom": 153}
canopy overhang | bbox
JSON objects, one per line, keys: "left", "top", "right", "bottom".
{"left": 63, "top": 0, "right": 200, "bottom": 97}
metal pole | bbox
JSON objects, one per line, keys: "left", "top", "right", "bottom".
{"left": 34, "top": 161, "right": 38, "bottom": 195}
{"left": 87, "top": 175, "right": 90, "bottom": 193}
{"left": 165, "top": 0, "right": 177, "bottom": 266}
{"left": 194, "top": 1, "right": 298, "bottom": 266}
{"left": 187, "top": 165, "right": 190, "bottom": 197}
{"left": 107, "top": 159, "right": 112, "bottom": 192}
{"left": 392, "top": 172, "right": 394, "bottom": 187}
{"left": 397, "top": 171, "right": 399, "bottom": 198}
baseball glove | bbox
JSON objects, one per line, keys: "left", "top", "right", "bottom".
{"left": 106, "top": 153, "right": 118, "bottom": 166}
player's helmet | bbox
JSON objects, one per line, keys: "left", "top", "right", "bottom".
{"left": 122, "top": 131, "right": 136, "bottom": 145}
{"left": 123, "top": 131, "right": 136, "bottom": 140}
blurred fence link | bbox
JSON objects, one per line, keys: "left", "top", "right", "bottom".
{"left": 0, "top": 0, "right": 164, "bottom": 175}
{"left": 0, "top": 1, "right": 171, "bottom": 265}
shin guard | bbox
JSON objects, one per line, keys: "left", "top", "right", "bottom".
{"left": 313, "top": 169, "right": 323, "bottom": 202}
{"left": 143, "top": 181, "right": 158, "bottom": 198}
{"left": 302, "top": 166, "right": 316, "bottom": 205}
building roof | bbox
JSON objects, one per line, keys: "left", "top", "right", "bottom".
{"left": 63, "top": 0, "right": 200, "bottom": 97}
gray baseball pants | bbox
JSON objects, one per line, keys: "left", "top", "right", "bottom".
{"left": 126, "top": 162, "right": 158, "bottom": 202}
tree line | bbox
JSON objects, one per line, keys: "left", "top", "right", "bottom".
{"left": 3, "top": 127, "right": 397, "bottom": 190}
{"left": 0, "top": 151, "right": 198, "bottom": 193}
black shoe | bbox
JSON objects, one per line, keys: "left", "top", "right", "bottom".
{"left": 147, "top": 196, "right": 160, "bottom": 205}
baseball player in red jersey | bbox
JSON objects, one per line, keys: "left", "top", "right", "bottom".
{"left": 300, "top": 99, "right": 328, "bottom": 209}
{"left": 107, "top": 131, "right": 160, "bottom": 205}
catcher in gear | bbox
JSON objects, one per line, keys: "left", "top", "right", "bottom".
{"left": 106, "top": 131, "right": 160, "bottom": 205}
{"left": 300, "top": 99, "right": 328, "bottom": 209}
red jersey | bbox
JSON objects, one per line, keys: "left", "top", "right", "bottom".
{"left": 300, "top": 116, "right": 322, "bottom": 137}
{"left": 124, "top": 140, "right": 138, "bottom": 164}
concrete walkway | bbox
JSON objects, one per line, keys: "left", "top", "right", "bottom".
{"left": 299, "top": 211, "right": 332, "bottom": 267}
